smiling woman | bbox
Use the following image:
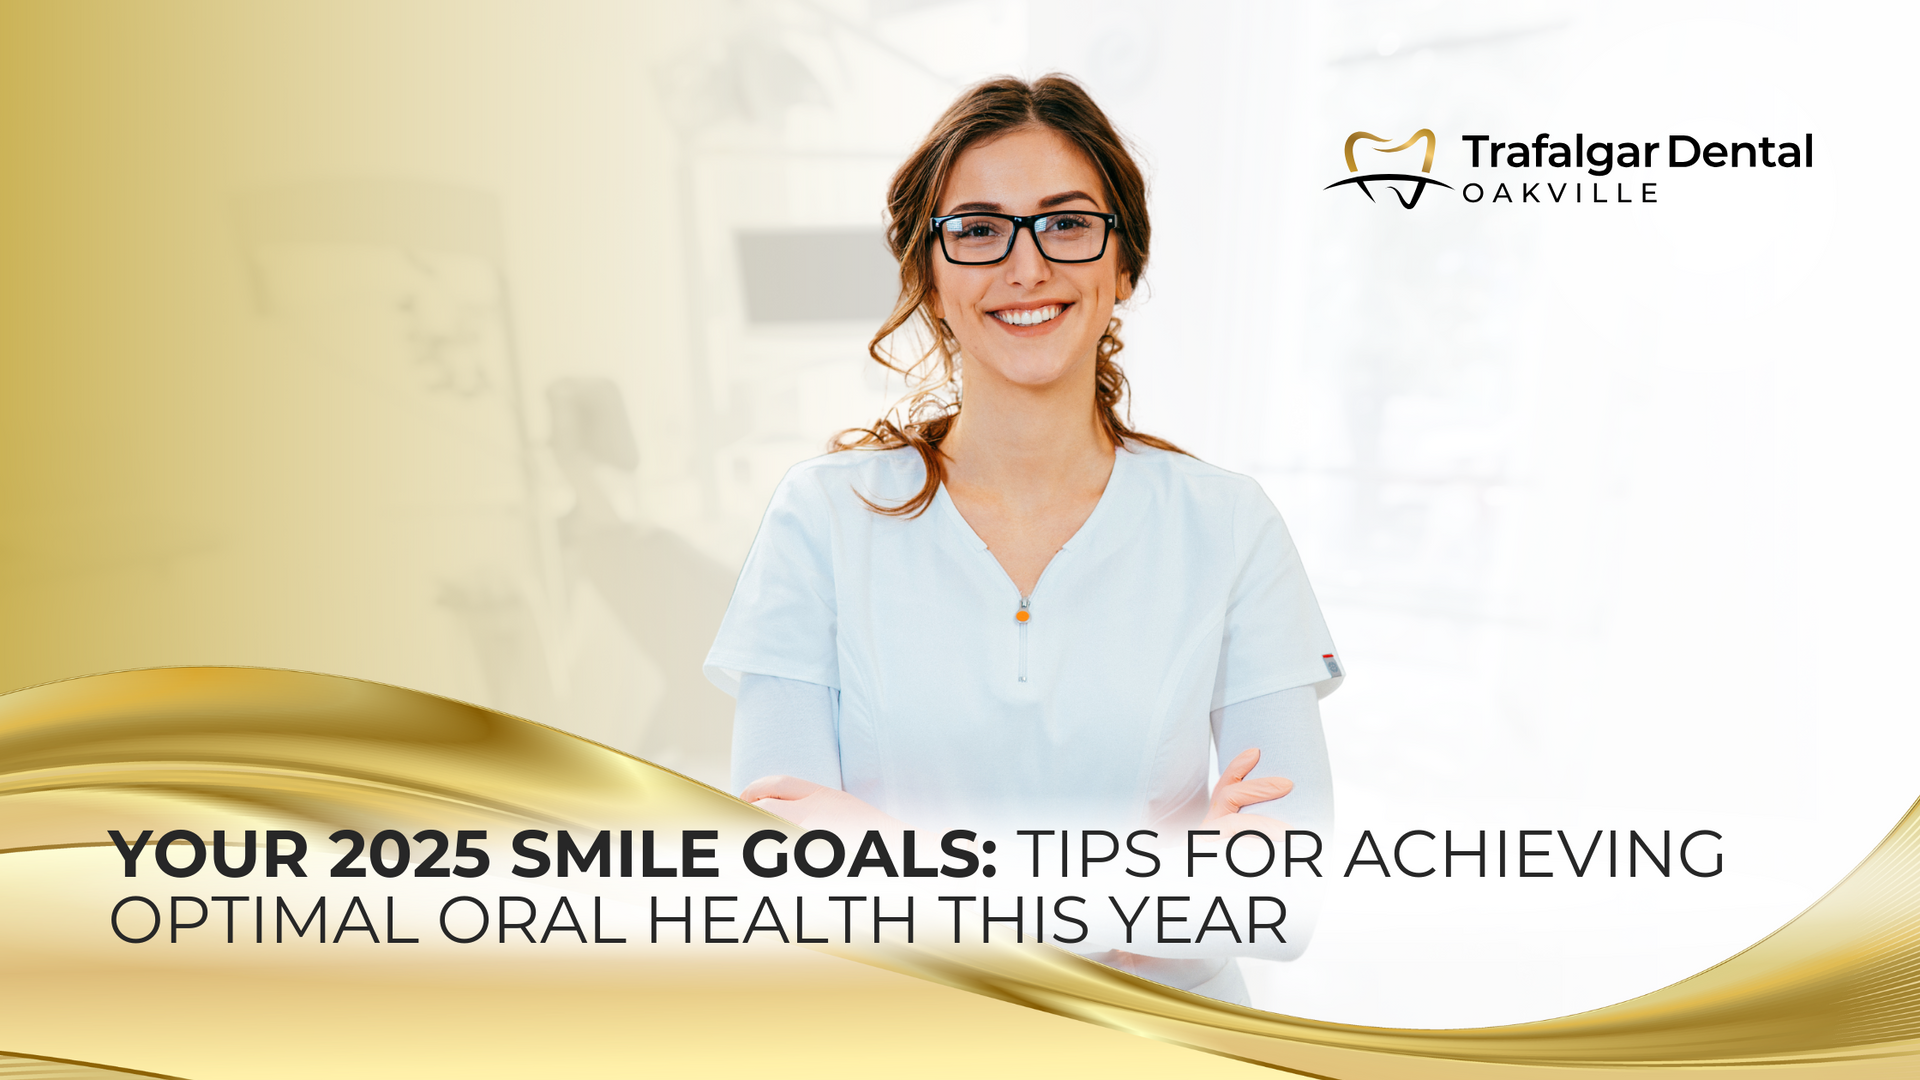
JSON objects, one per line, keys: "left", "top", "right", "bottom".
{"left": 833, "top": 76, "right": 1176, "bottom": 523}
{"left": 702, "top": 75, "right": 1342, "bottom": 1006}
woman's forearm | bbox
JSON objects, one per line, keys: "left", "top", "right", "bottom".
{"left": 1211, "top": 684, "right": 1334, "bottom": 834}
{"left": 730, "top": 673, "right": 842, "bottom": 796}
{"left": 1207, "top": 683, "right": 1333, "bottom": 963}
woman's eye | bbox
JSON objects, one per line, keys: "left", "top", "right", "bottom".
{"left": 1040, "top": 214, "right": 1092, "bottom": 233}
{"left": 952, "top": 218, "right": 1007, "bottom": 239}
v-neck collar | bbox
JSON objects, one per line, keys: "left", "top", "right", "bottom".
{"left": 931, "top": 443, "right": 1148, "bottom": 569}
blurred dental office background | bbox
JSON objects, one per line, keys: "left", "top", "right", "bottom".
{"left": 2, "top": 0, "right": 1914, "bottom": 1026}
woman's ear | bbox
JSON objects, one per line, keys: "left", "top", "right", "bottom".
{"left": 1116, "top": 271, "right": 1135, "bottom": 304}
{"left": 925, "top": 291, "right": 958, "bottom": 345}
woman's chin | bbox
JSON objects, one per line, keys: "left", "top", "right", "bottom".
{"left": 964, "top": 347, "right": 1101, "bottom": 392}
{"left": 986, "top": 368, "right": 1087, "bottom": 394}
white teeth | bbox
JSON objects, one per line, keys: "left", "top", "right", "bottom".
{"left": 992, "top": 304, "right": 1062, "bottom": 327}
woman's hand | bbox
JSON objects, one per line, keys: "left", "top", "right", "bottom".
{"left": 739, "top": 775, "right": 905, "bottom": 832}
{"left": 1202, "top": 748, "right": 1293, "bottom": 836}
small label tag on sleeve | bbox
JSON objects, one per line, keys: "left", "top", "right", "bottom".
{"left": 1323, "top": 653, "right": 1343, "bottom": 677}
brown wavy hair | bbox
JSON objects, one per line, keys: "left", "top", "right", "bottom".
{"left": 833, "top": 73, "right": 1182, "bottom": 517}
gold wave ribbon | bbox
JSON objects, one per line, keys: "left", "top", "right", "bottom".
{"left": 4, "top": 668, "right": 1919, "bottom": 1077}
{"left": 0, "top": 1051, "right": 182, "bottom": 1078}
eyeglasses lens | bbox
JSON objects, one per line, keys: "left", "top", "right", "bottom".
{"left": 941, "top": 216, "right": 1013, "bottom": 261}
{"left": 1034, "top": 213, "right": 1103, "bottom": 260}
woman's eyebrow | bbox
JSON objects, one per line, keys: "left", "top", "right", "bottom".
{"left": 1038, "top": 189, "right": 1099, "bottom": 208}
{"left": 940, "top": 190, "right": 1103, "bottom": 215}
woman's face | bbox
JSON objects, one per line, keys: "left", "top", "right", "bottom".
{"left": 930, "top": 125, "right": 1132, "bottom": 394}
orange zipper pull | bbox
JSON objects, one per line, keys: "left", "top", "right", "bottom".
{"left": 1015, "top": 597, "right": 1030, "bottom": 622}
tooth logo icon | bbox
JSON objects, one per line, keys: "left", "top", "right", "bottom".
{"left": 1325, "top": 129, "right": 1453, "bottom": 209}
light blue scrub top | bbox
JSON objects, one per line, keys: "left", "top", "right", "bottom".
{"left": 703, "top": 443, "right": 1341, "bottom": 830}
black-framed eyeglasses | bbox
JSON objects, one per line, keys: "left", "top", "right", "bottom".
{"left": 929, "top": 210, "right": 1118, "bottom": 265}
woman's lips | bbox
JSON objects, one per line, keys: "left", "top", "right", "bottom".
{"left": 990, "top": 303, "right": 1066, "bottom": 327}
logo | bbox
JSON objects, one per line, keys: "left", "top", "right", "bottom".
{"left": 1325, "top": 129, "right": 1453, "bottom": 209}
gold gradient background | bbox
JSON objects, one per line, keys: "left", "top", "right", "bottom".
{"left": 3, "top": 4, "right": 1916, "bottom": 1078}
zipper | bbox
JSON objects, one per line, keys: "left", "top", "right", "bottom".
{"left": 1016, "top": 596, "right": 1030, "bottom": 683}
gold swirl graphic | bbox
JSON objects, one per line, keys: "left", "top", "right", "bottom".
{"left": 3, "top": 668, "right": 1919, "bottom": 1078}
{"left": 0, "top": 1051, "right": 186, "bottom": 1078}
{"left": 1344, "top": 129, "right": 1438, "bottom": 174}
{"left": 0, "top": 666, "right": 750, "bottom": 847}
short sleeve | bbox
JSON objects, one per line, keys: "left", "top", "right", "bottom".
{"left": 702, "top": 466, "right": 840, "bottom": 697}
{"left": 1211, "top": 481, "right": 1343, "bottom": 709}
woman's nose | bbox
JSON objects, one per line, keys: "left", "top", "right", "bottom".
{"left": 1001, "top": 226, "right": 1051, "bottom": 286}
